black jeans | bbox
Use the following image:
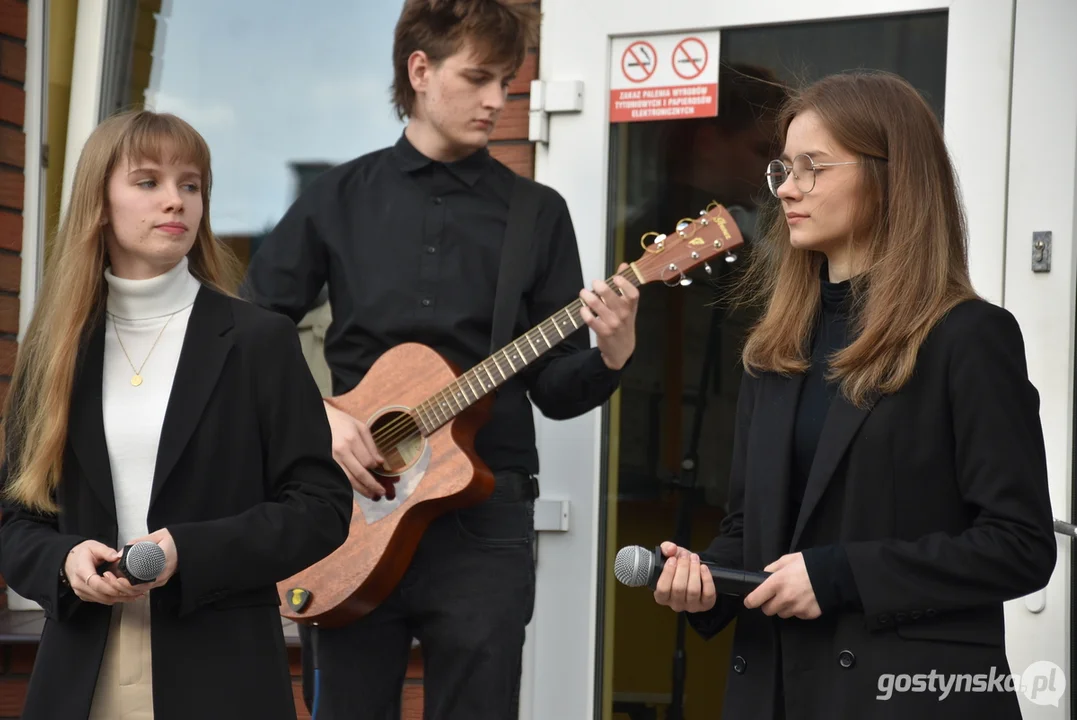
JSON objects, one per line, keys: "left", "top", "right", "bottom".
{"left": 300, "top": 475, "right": 537, "bottom": 719}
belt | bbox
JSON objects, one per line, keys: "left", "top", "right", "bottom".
{"left": 490, "top": 472, "right": 540, "bottom": 502}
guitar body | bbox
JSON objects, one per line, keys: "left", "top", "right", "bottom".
{"left": 277, "top": 342, "right": 495, "bottom": 627}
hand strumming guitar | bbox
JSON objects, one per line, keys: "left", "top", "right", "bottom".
{"left": 324, "top": 400, "right": 388, "bottom": 500}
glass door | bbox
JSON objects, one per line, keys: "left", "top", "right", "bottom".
{"left": 527, "top": 2, "right": 1020, "bottom": 719}
{"left": 606, "top": 14, "right": 951, "bottom": 719}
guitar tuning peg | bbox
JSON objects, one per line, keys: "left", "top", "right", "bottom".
{"left": 725, "top": 253, "right": 738, "bottom": 263}
{"left": 703, "top": 262, "right": 712, "bottom": 275}
{"left": 679, "top": 273, "right": 692, "bottom": 286}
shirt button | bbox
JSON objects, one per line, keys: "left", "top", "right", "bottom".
{"left": 432, "top": 197, "right": 443, "bottom": 205}
{"left": 426, "top": 246, "right": 436, "bottom": 254}
{"left": 421, "top": 298, "right": 432, "bottom": 307}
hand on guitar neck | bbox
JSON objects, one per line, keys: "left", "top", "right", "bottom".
{"left": 323, "top": 401, "right": 390, "bottom": 500}
{"left": 579, "top": 262, "right": 640, "bottom": 371}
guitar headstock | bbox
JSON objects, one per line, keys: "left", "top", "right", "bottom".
{"left": 629, "top": 202, "right": 745, "bottom": 287}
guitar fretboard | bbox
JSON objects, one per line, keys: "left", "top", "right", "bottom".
{"left": 413, "top": 268, "right": 639, "bottom": 434}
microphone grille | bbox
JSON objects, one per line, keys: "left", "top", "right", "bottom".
{"left": 126, "top": 541, "right": 166, "bottom": 582}
{"left": 613, "top": 545, "right": 654, "bottom": 588}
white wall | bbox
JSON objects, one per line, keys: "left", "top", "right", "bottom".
{"left": 1002, "top": 1, "right": 1077, "bottom": 718}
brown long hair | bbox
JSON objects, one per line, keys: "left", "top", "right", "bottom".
{"left": 1, "top": 110, "right": 243, "bottom": 513}
{"left": 391, "top": 0, "right": 539, "bottom": 120}
{"left": 738, "top": 70, "right": 978, "bottom": 406}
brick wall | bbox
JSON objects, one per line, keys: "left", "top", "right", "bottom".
{"left": 488, "top": 0, "right": 540, "bottom": 180}
{"left": 0, "top": 0, "right": 28, "bottom": 715}
{"left": 0, "top": 0, "right": 24, "bottom": 419}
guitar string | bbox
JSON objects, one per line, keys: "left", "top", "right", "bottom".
{"left": 369, "top": 267, "right": 641, "bottom": 452}
{"left": 368, "top": 267, "right": 640, "bottom": 451}
{"left": 366, "top": 302, "right": 588, "bottom": 454}
{"left": 369, "top": 267, "right": 642, "bottom": 455}
{"left": 367, "top": 215, "right": 724, "bottom": 450}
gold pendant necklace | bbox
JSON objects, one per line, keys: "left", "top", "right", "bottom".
{"left": 109, "top": 311, "right": 178, "bottom": 387}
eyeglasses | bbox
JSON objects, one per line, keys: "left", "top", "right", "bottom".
{"left": 766, "top": 154, "right": 861, "bottom": 197}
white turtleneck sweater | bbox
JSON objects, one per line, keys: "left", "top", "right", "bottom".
{"left": 103, "top": 256, "right": 202, "bottom": 548}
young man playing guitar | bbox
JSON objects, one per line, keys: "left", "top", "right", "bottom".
{"left": 241, "top": 1, "right": 639, "bottom": 717}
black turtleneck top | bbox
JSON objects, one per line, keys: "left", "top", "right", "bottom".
{"left": 795, "top": 265, "right": 863, "bottom": 614}
{"left": 793, "top": 270, "right": 853, "bottom": 504}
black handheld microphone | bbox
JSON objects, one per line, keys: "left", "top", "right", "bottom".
{"left": 613, "top": 545, "right": 770, "bottom": 596}
{"left": 98, "top": 541, "right": 167, "bottom": 585}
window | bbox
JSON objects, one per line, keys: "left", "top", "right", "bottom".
{"left": 99, "top": 0, "right": 408, "bottom": 393}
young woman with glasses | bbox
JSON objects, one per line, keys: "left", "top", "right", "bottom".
{"left": 649, "top": 70, "right": 1056, "bottom": 720}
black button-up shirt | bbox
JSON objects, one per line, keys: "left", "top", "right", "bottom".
{"left": 241, "top": 133, "right": 623, "bottom": 475}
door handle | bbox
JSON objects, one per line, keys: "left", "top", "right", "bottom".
{"left": 1024, "top": 519, "right": 1076, "bottom": 614}
{"left": 1054, "top": 518, "right": 1077, "bottom": 538}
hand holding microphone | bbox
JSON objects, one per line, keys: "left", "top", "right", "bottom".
{"left": 652, "top": 543, "right": 720, "bottom": 613}
{"left": 616, "top": 542, "right": 823, "bottom": 620}
{"left": 63, "top": 529, "right": 178, "bottom": 606}
{"left": 64, "top": 540, "right": 147, "bottom": 605}
{"left": 100, "top": 540, "right": 168, "bottom": 585}
{"left": 615, "top": 542, "right": 771, "bottom": 613}
{"left": 746, "top": 552, "right": 822, "bottom": 620}
{"left": 121, "top": 528, "right": 179, "bottom": 590}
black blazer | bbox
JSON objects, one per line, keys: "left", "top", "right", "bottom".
{"left": 689, "top": 299, "right": 1057, "bottom": 720}
{"left": 0, "top": 286, "right": 353, "bottom": 720}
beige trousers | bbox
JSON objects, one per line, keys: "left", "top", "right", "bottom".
{"left": 88, "top": 594, "right": 154, "bottom": 719}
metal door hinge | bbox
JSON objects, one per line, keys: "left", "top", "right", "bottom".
{"left": 529, "top": 80, "right": 584, "bottom": 144}
{"left": 534, "top": 498, "right": 569, "bottom": 532}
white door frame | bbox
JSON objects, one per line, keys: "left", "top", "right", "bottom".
{"left": 60, "top": 0, "right": 109, "bottom": 217}
{"left": 524, "top": 2, "right": 1069, "bottom": 719}
{"left": 18, "top": 0, "right": 48, "bottom": 337}
{"left": 1001, "top": 1, "right": 1077, "bottom": 719}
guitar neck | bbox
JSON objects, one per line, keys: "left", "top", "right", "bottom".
{"left": 413, "top": 267, "right": 640, "bottom": 433}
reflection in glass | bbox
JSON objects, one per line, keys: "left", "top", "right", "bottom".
{"left": 101, "top": 0, "right": 406, "bottom": 242}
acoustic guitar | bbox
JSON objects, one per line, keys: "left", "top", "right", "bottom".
{"left": 278, "top": 202, "right": 745, "bottom": 627}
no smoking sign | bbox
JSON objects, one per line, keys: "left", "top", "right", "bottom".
{"left": 622, "top": 41, "right": 657, "bottom": 83}
{"left": 673, "top": 37, "right": 709, "bottom": 80}
{"left": 609, "top": 31, "right": 720, "bottom": 123}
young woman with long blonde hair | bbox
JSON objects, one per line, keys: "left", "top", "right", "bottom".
{"left": 651, "top": 71, "right": 1056, "bottom": 720}
{"left": 0, "top": 110, "right": 352, "bottom": 720}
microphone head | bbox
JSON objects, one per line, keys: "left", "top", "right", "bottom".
{"left": 124, "top": 541, "right": 166, "bottom": 582}
{"left": 614, "top": 545, "right": 656, "bottom": 588}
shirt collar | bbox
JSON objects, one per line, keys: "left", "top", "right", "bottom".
{"left": 392, "top": 131, "right": 491, "bottom": 187}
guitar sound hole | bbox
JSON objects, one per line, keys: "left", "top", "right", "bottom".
{"left": 370, "top": 410, "right": 423, "bottom": 476}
